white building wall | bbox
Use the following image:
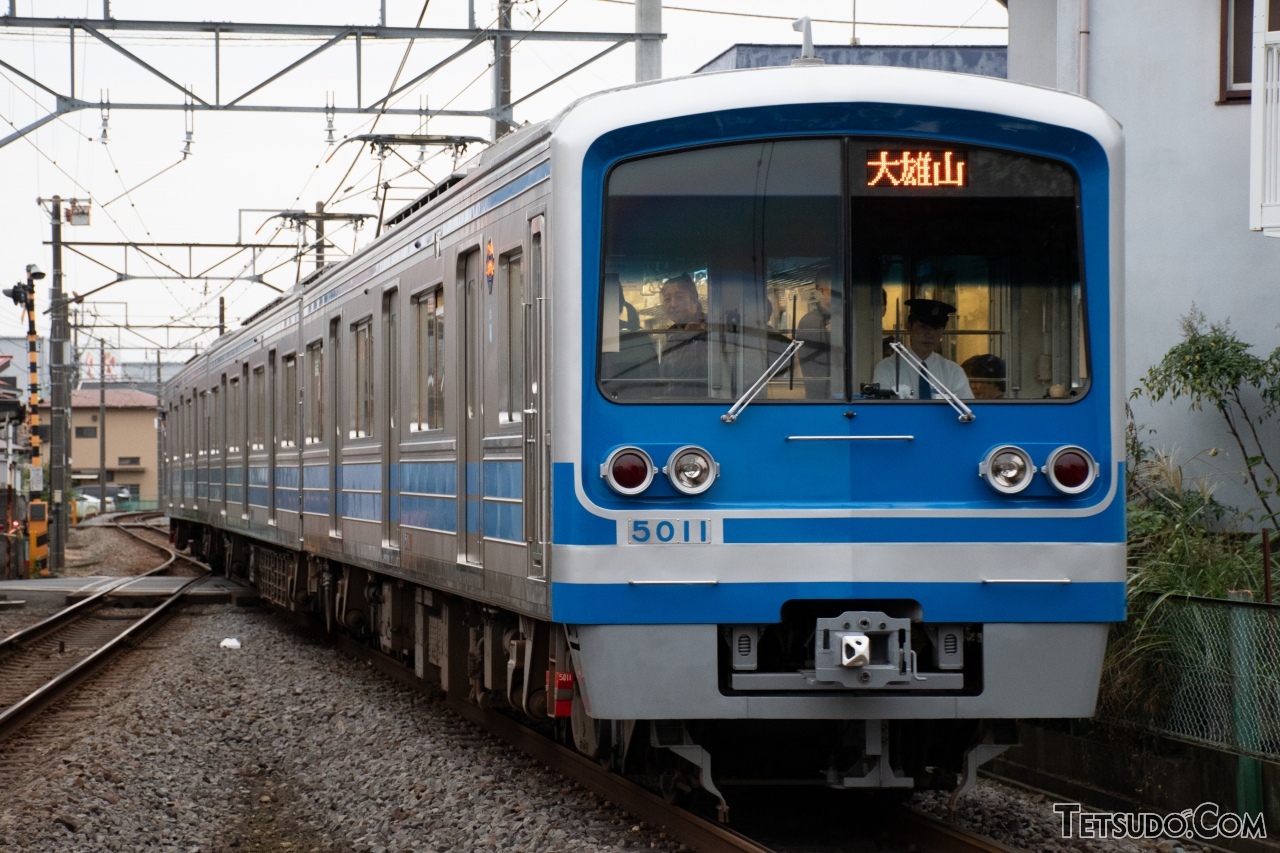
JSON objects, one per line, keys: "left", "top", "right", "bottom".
{"left": 1009, "top": 0, "right": 1280, "bottom": 518}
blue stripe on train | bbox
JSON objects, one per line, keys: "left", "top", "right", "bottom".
{"left": 550, "top": 580, "right": 1126, "bottom": 625}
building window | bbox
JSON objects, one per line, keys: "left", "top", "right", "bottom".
{"left": 352, "top": 319, "right": 373, "bottom": 438}
{"left": 75, "top": 425, "right": 97, "bottom": 439}
{"left": 281, "top": 354, "right": 298, "bottom": 447}
{"left": 1222, "top": 0, "right": 1280, "bottom": 101}
{"left": 118, "top": 456, "right": 141, "bottom": 466}
{"left": 305, "top": 342, "right": 323, "bottom": 444}
{"left": 414, "top": 289, "right": 445, "bottom": 430}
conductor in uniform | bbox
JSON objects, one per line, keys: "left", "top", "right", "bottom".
{"left": 873, "top": 298, "right": 973, "bottom": 399}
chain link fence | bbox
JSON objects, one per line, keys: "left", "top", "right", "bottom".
{"left": 1098, "top": 594, "right": 1280, "bottom": 760}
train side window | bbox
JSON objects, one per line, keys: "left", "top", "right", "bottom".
{"left": 305, "top": 341, "right": 323, "bottom": 444}
{"left": 351, "top": 319, "right": 374, "bottom": 439}
{"left": 502, "top": 252, "right": 524, "bottom": 424}
{"left": 281, "top": 354, "right": 298, "bottom": 448}
{"left": 413, "top": 288, "right": 445, "bottom": 431}
{"left": 251, "top": 366, "right": 266, "bottom": 450}
{"left": 209, "top": 386, "right": 219, "bottom": 457}
{"left": 228, "top": 377, "right": 241, "bottom": 453}
{"left": 599, "top": 138, "right": 843, "bottom": 403}
{"left": 198, "top": 391, "right": 207, "bottom": 456}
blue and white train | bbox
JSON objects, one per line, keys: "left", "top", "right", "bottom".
{"left": 162, "top": 62, "right": 1125, "bottom": 806}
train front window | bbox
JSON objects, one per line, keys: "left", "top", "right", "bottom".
{"left": 598, "top": 138, "right": 1086, "bottom": 404}
{"left": 852, "top": 142, "right": 1087, "bottom": 401}
{"left": 599, "top": 139, "right": 844, "bottom": 402}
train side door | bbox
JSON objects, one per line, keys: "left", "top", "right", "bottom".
{"left": 523, "top": 216, "right": 548, "bottom": 579}
{"left": 382, "top": 289, "right": 400, "bottom": 552}
{"left": 459, "top": 248, "right": 483, "bottom": 566}
{"left": 328, "top": 318, "right": 342, "bottom": 537}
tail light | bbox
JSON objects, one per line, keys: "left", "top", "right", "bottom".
{"left": 601, "top": 447, "right": 654, "bottom": 495}
{"left": 979, "top": 445, "right": 1035, "bottom": 494}
{"left": 1045, "top": 446, "right": 1097, "bottom": 494}
{"left": 664, "top": 446, "right": 718, "bottom": 495}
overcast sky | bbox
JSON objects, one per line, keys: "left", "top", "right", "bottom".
{"left": 0, "top": 0, "right": 1007, "bottom": 366}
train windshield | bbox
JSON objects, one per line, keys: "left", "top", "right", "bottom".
{"left": 598, "top": 138, "right": 1086, "bottom": 403}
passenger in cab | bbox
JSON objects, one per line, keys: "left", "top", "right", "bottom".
{"left": 796, "top": 270, "right": 833, "bottom": 398}
{"left": 872, "top": 298, "right": 973, "bottom": 400}
{"left": 962, "top": 353, "right": 1007, "bottom": 399}
{"left": 658, "top": 274, "right": 709, "bottom": 395}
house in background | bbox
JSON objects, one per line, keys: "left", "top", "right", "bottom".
{"left": 1002, "top": 0, "right": 1280, "bottom": 515}
{"left": 39, "top": 388, "right": 159, "bottom": 505}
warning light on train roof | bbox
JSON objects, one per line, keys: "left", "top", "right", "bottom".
{"left": 866, "top": 150, "right": 967, "bottom": 188}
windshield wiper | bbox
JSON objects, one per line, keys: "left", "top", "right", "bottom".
{"left": 721, "top": 339, "right": 803, "bottom": 424}
{"left": 888, "top": 341, "right": 975, "bottom": 423}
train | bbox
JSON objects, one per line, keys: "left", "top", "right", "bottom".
{"left": 162, "top": 62, "right": 1126, "bottom": 812}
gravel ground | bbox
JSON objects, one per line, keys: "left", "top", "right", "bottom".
{"left": 0, "top": 605, "right": 685, "bottom": 853}
{"left": 0, "top": 526, "right": 1246, "bottom": 853}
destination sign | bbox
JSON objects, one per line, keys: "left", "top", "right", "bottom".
{"left": 867, "top": 149, "right": 967, "bottom": 188}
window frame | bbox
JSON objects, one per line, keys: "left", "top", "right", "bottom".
{"left": 281, "top": 353, "right": 298, "bottom": 448}
{"left": 305, "top": 340, "right": 324, "bottom": 445}
{"left": 501, "top": 249, "right": 525, "bottom": 425}
{"left": 412, "top": 285, "right": 446, "bottom": 432}
{"left": 1221, "top": 0, "right": 1280, "bottom": 103}
{"left": 350, "top": 317, "right": 374, "bottom": 439}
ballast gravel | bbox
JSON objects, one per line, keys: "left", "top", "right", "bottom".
{"left": 0, "top": 606, "right": 683, "bottom": 852}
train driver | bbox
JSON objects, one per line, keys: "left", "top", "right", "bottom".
{"left": 872, "top": 298, "right": 973, "bottom": 400}
{"left": 657, "top": 274, "right": 709, "bottom": 394}
{"left": 795, "top": 269, "right": 833, "bottom": 399}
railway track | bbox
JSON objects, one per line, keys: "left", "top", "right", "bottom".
{"left": 335, "top": 632, "right": 1023, "bottom": 853}
{"left": 0, "top": 514, "right": 210, "bottom": 741}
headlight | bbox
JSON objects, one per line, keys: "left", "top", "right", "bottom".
{"left": 979, "top": 445, "right": 1035, "bottom": 494}
{"left": 601, "top": 447, "right": 654, "bottom": 495}
{"left": 1044, "top": 446, "right": 1098, "bottom": 494}
{"left": 664, "top": 445, "right": 718, "bottom": 495}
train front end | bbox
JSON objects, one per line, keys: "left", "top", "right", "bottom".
{"left": 548, "top": 65, "right": 1125, "bottom": 790}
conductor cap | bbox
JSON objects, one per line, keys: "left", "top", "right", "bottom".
{"left": 905, "top": 298, "right": 956, "bottom": 329}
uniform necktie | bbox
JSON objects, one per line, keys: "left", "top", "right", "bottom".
{"left": 919, "top": 372, "right": 931, "bottom": 400}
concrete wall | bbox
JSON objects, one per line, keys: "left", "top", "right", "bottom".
{"left": 1008, "top": 0, "right": 1280, "bottom": 519}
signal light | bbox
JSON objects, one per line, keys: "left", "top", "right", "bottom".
{"left": 601, "top": 447, "right": 654, "bottom": 495}
{"left": 1045, "top": 446, "right": 1097, "bottom": 494}
{"left": 3, "top": 283, "right": 28, "bottom": 306}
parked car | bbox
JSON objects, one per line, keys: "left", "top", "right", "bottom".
{"left": 77, "top": 483, "right": 131, "bottom": 509}
{"left": 73, "top": 492, "right": 103, "bottom": 519}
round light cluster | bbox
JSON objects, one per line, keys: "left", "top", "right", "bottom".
{"left": 979, "top": 444, "right": 1099, "bottom": 495}
{"left": 601, "top": 445, "right": 719, "bottom": 496}
{"left": 664, "top": 446, "right": 718, "bottom": 495}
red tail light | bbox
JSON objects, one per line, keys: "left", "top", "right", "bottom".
{"left": 601, "top": 447, "right": 654, "bottom": 495}
{"left": 1045, "top": 446, "right": 1097, "bottom": 494}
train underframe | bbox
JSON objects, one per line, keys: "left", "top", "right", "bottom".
{"left": 173, "top": 519, "right": 1018, "bottom": 817}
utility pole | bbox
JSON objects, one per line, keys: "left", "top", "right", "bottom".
{"left": 636, "top": 0, "right": 662, "bottom": 82}
{"left": 315, "top": 202, "right": 326, "bottom": 270}
{"left": 47, "top": 196, "right": 66, "bottom": 574}
{"left": 494, "top": 0, "right": 514, "bottom": 140}
{"left": 98, "top": 336, "right": 106, "bottom": 510}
